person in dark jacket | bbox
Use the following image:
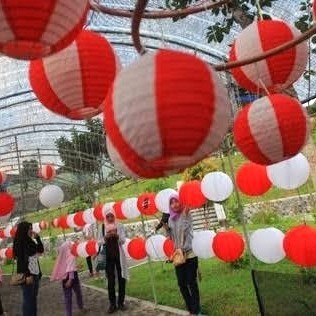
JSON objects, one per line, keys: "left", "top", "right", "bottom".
{"left": 13, "top": 221, "right": 44, "bottom": 316}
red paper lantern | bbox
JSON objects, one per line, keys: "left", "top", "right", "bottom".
{"left": 5, "top": 247, "right": 13, "bottom": 260}
{"left": 10, "top": 227, "right": 17, "bottom": 238}
{"left": 74, "top": 211, "right": 87, "bottom": 227}
{"left": 179, "top": 180, "right": 207, "bottom": 208}
{"left": 58, "top": 215, "right": 69, "bottom": 229}
{"left": 213, "top": 231, "right": 245, "bottom": 262}
{"left": 39, "top": 165, "right": 56, "bottom": 181}
{"left": 0, "top": 0, "right": 89, "bottom": 60}
{"left": 0, "top": 230, "right": 5, "bottom": 239}
{"left": 163, "top": 238, "right": 175, "bottom": 258}
{"left": 93, "top": 204, "right": 106, "bottom": 222}
{"left": 283, "top": 225, "right": 316, "bottom": 267}
{"left": 86, "top": 240, "right": 98, "bottom": 256}
{"left": 229, "top": 20, "right": 308, "bottom": 94}
{"left": 233, "top": 94, "right": 309, "bottom": 165}
{"left": 30, "top": 30, "right": 119, "bottom": 120}
{"left": 70, "top": 243, "right": 79, "bottom": 257}
{"left": 0, "top": 193, "right": 15, "bottom": 216}
{"left": 104, "top": 49, "right": 231, "bottom": 178}
{"left": 127, "top": 238, "right": 147, "bottom": 260}
{"left": 0, "top": 171, "right": 7, "bottom": 185}
{"left": 137, "top": 193, "right": 158, "bottom": 216}
{"left": 236, "top": 162, "right": 272, "bottom": 196}
{"left": 113, "top": 201, "right": 127, "bottom": 220}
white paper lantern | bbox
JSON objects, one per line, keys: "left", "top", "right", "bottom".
{"left": 192, "top": 230, "right": 216, "bottom": 259}
{"left": 32, "top": 223, "right": 41, "bottom": 234}
{"left": 201, "top": 172, "right": 233, "bottom": 202}
{"left": 145, "top": 235, "right": 167, "bottom": 261}
{"left": 77, "top": 241, "right": 88, "bottom": 257}
{"left": 123, "top": 238, "right": 131, "bottom": 259}
{"left": 83, "top": 208, "right": 96, "bottom": 224}
{"left": 0, "top": 248, "right": 6, "bottom": 259}
{"left": 102, "top": 202, "right": 115, "bottom": 218}
{"left": 3, "top": 225, "right": 12, "bottom": 238}
{"left": 66, "top": 214, "right": 77, "bottom": 228}
{"left": 250, "top": 228, "right": 285, "bottom": 264}
{"left": 39, "top": 185, "right": 64, "bottom": 208}
{"left": 267, "top": 153, "right": 310, "bottom": 190}
{"left": 155, "top": 189, "right": 178, "bottom": 214}
{"left": 121, "top": 198, "right": 141, "bottom": 219}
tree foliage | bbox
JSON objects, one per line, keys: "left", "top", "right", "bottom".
{"left": 183, "top": 158, "right": 218, "bottom": 181}
{"left": 20, "top": 159, "right": 39, "bottom": 191}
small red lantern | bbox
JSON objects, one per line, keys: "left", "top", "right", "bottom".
{"left": 127, "top": 238, "right": 147, "bottom": 260}
{"left": 70, "top": 243, "right": 79, "bottom": 257}
{"left": 93, "top": 204, "right": 106, "bottom": 222}
{"left": 179, "top": 180, "right": 207, "bottom": 208}
{"left": 0, "top": 230, "right": 5, "bottom": 239}
{"left": 233, "top": 94, "right": 309, "bottom": 165}
{"left": 229, "top": 20, "right": 308, "bottom": 94}
{"left": 30, "top": 30, "right": 120, "bottom": 120}
{"left": 0, "top": 0, "right": 89, "bottom": 60}
{"left": 0, "top": 193, "right": 15, "bottom": 217}
{"left": 236, "top": 162, "right": 272, "bottom": 196}
{"left": 163, "top": 238, "right": 175, "bottom": 258}
{"left": 212, "top": 231, "right": 245, "bottom": 262}
{"left": 58, "top": 215, "right": 69, "bottom": 229}
{"left": 113, "top": 201, "right": 127, "bottom": 220}
{"left": 86, "top": 240, "right": 98, "bottom": 256}
{"left": 283, "top": 225, "right": 316, "bottom": 267}
{"left": 137, "top": 193, "right": 158, "bottom": 216}
{"left": 74, "top": 211, "right": 87, "bottom": 227}
{"left": 0, "top": 171, "right": 7, "bottom": 185}
{"left": 5, "top": 247, "right": 13, "bottom": 260}
{"left": 39, "top": 165, "right": 56, "bottom": 181}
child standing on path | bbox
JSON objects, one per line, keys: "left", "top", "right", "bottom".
{"left": 51, "top": 241, "right": 86, "bottom": 316}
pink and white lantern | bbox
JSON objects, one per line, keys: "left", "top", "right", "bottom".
{"left": 39, "top": 165, "right": 56, "bottom": 180}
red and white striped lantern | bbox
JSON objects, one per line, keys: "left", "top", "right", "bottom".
{"left": 233, "top": 94, "right": 310, "bottom": 165}
{"left": 104, "top": 49, "right": 231, "bottom": 178}
{"left": 30, "top": 30, "right": 120, "bottom": 120}
{"left": 0, "top": 171, "right": 7, "bottom": 185}
{"left": 0, "top": 0, "right": 89, "bottom": 60}
{"left": 39, "top": 165, "right": 56, "bottom": 181}
{"left": 229, "top": 20, "right": 308, "bottom": 94}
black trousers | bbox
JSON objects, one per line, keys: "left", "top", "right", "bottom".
{"left": 0, "top": 294, "right": 3, "bottom": 315}
{"left": 86, "top": 256, "right": 93, "bottom": 274}
{"left": 175, "top": 257, "right": 201, "bottom": 314}
{"left": 106, "top": 256, "right": 126, "bottom": 307}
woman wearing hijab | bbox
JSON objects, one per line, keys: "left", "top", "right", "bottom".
{"left": 168, "top": 194, "right": 201, "bottom": 316}
{"left": 13, "top": 221, "right": 44, "bottom": 316}
{"left": 103, "top": 209, "right": 128, "bottom": 314}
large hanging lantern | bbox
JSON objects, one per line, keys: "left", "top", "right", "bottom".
{"left": 213, "top": 231, "right": 245, "bottom": 262}
{"left": 127, "top": 238, "right": 147, "bottom": 260}
{"left": 229, "top": 20, "right": 308, "bottom": 94}
{"left": 73, "top": 211, "right": 86, "bottom": 227}
{"left": 233, "top": 94, "right": 309, "bottom": 165}
{"left": 179, "top": 181, "right": 207, "bottom": 208}
{"left": 236, "top": 162, "right": 272, "bottom": 196}
{"left": 0, "top": 192, "right": 15, "bottom": 218}
{"left": 104, "top": 49, "right": 231, "bottom": 178}
{"left": 39, "top": 185, "right": 64, "bottom": 208}
{"left": 0, "top": 0, "right": 89, "bottom": 60}
{"left": 267, "top": 153, "right": 310, "bottom": 190}
{"left": 137, "top": 193, "right": 157, "bottom": 216}
{"left": 121, "top": 198, "right": 141, "bottom": 219}
{"left": 155, "top": 189, "right": 178, "bottom": 214}
{"left": 0, "top": 171, "right": 7, "bottom": 185}
{"left": 30, "top": 30, "right": 120, "bottom": 120}
{"left": 250, "top": 228, "right": 285, "bottom": 264}
{"left": 283, "top": 225, "right": 316, "bottom": 267}
{"left": 145, "top": 235, "right": 167, "bottom": 261}
{"left": 39, "top": 165, "right": 56, "bottom": 181}
{"left": 192, "top": 230, "right": 216, "bottom": 259}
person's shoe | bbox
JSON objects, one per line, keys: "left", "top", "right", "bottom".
{"left": 118, "top": 304, "right": 127, "bottom": 311}
{"left": 108, "top": 305, "right": 117, "bottom": 314}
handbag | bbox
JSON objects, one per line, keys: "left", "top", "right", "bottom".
{"left": 171, "top": 224, "right": 186, "bottom": 267}
{"left": 96, "top": 244, "right": 107, "bottom": 272}
{"left": 10, "top": 261, "right": 26, "bottom": 286}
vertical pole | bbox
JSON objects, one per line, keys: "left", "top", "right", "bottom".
{"left": 15, "top": 136, "right": 26, "bottom": 218}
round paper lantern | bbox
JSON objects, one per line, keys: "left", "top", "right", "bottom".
{"left": 267, "top": 153, "right": 310, "bottom": 190}
{"left": 58, "top": 215, "right": 69, "bottom": 229}
{"left": 163, "top": 238, "right": 175, "bottom": 258}
{"left": 71, "top": 243, "right": 79, "bottom": 257}
{"left": 39, "top": 165, "right": 56, "bottom": 180}
{"left": 104, "top": 49, "right": 231, "bottom": 178}
{"left": 5, "top": 247, "right": 13, "bottom": 260}
{"left": 66, "top": 214, "right": 77, "bottom": 228}
{"left": 145, "top": 235, "right": 167, "bottom": 261}
{"left": 113, "top": 201, "right": 127, "bottom": 220}
{"left": 121, "top": 198, "right": 141, "bottom": 219}
{"left": 127, "top": 238, "right": 147, "bottom": 260}
{"left": 192, "top": 230, "right": 216, "bottom": 259}
{"left": 179, "top": 180, "right": 207, "bottom": 208}
{"left": 236, "top": 162, "right": 272, "bottom": 196}
{"left": 233, "top": 94, "right": 309, "bottom": 165}
{"left": 155, "top": 189, "right": 178, "bottom": 214}
{"left": 137, "top": 193, "right": 157, "bottom": 216}
{"left": 201, "top": 172, "right": 233, "bottom": 202}
{"left": 3, "top": 225, "right": 12, "bottom": 238}
{"left": 39, "top": 185, "right": 64, "bottom": 208}
{"left": 93, "top": 204, "right": 106, "bottom": 222}
{"left": 83, "top": 208, "right": 96, "bottom": 225}
{"left": 102, "top": 202, "right": 115, "bottom": 218}
{"left": 0, "top": 192, "right": 15, "bottom": 216}
{"left": 229, "top": 20, "right": 308, "bottom": 94}
{"left": 283, "top": 225, "right": 316, "bottom": 267}
{"left": 250, "top": 228, "right": 285, "bottom": 264}
{"left": 32, "top": 223, "right": 41, "bottom": 234}
{"left": 77, "top": 241, "right": 88, "bottom": 258}
{"left": 0, "top": 0, "right": 89, "bottom": 60}
{"left": 0, "top": 171, "right": 7, "bottom": 185}
{"left": 213, "top": 231, "right": 245, "bottom": 262}
{"left": 30, "top": 30, "right": 120, "bottom": 120}
{"left": 0, "top": 230, "right": 4, "bottom": 239}
{"left": 86, "top": 240, "right": 98, "bottom": 256}
{"left": 39, "top": 221, "right": 49, "bottom": 230}
{"left": 74, "top": 211, "right": 87, "bottom": 227}
{"left": 122, "top": 238, "right": 131, "bottom": 259}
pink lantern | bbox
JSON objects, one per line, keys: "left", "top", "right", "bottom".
{"left": 229, "top": 20, "right": 308, "bottom": 94}
{"left": 104, "top": 49, "right": 231, "bottom": 178}
{"left": 39, "top": 165, "right": 56, "bottom": 181}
